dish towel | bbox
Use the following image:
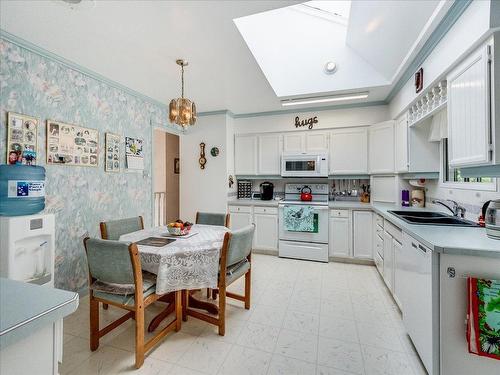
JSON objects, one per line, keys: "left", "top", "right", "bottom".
{"left": 467, "top": 277, "right": 500, "bottom": 360}
{"left": 283, "top": 205, "right": 316, "bottom": 232}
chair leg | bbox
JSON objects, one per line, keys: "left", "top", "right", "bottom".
{"left": 89, "top": 295, "right": 99, "bottom": 351}
{"left": 102, "top": 303, "right": 108, "bottom": 310}
{"left": 218, "top": 286, "right": 226, "bottom": 336}
{"left": 244, "top": 269, "right": 251, "bottom": 310}
{"left": 175, "top": 290, "right": 182, "bottom": 332}
{"left": 206, "top": 288, "right": 210, "bottom": 299}
{"left": 135, "top": 305, "right": 145, "bottom": 369}
{"left": 212, "top": 288, "right": 218, "bottom": 300}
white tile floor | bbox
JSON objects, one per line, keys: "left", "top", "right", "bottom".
{"left": 62, "top": 254, "right": 428, "bottom": 375}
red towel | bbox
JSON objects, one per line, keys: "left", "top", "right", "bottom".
{"left": 467, "top": 277, "right": 500, "bottom": 361}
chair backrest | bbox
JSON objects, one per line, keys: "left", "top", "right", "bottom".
{"left": 224, "top": 224, "right": 255, "bottom": 267}
{"left": 83, "top": 238, "right": 138, "bottom": 285}
{"left": 100, "top": 216, "right": 144, "bottom": 240}
{"left": 196, "top": 212, "right": 230, "bottom": 227}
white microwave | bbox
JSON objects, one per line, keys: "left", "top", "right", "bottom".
{"left": 281, "top": 153, "right": 329, "bottom": 177}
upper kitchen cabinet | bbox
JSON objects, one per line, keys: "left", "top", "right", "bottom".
{"left": 329, "top": 127, "right": 368, "bottom": 174}
{"left": 369, "top": 120, "right": 395, "bottom": 174}
{"left": 257, "top": 134, "right": 281, "bottom": 175}
{"left": 447, "top": 42, "right": 493, "bottom": 167}
{"left": 235, "top": 134, "right": 258, "bottom": 175}
{"left": 394, "top": 114, "right": 408, "bottom": 173}
{"left": 283, "top": 132, "right": 329, "bottom": 153}
{"left": 395, "top": 113, "right": 440, "bottom": 173}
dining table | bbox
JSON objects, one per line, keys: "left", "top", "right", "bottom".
{"left": 120, "top": 223, "right": 229, "bottom": 331}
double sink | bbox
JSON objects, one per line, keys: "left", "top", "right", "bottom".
{"left": 389, "top": 210, "right": 479, "bottom": 227}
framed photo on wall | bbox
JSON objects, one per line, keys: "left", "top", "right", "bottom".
{"left": 174, "top": 158, "right": 180, "bottom": 174}
{"left": 7, "top": 112, "right": 38, "bottom": 165}
{"left": 46, "top": 120, "right": 99, "bottom": 167}
{"left": 105, "top": 132, "right": 121, "bottom": 172}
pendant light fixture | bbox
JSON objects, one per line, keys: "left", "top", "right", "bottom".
{"left": 169, "top": 59, "right": 197, "bottom": 127}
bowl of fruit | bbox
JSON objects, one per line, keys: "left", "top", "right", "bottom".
{"left": 166, "top": 220, "right": 193, "bottom": 236}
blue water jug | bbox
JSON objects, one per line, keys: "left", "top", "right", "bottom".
{"left": 0, "top": 164, "right": 46, "bottom": 216}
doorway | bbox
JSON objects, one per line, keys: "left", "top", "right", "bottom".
{"left": 153, "top": 128, "right": 180, "bottom": 226}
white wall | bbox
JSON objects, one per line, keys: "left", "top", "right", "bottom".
{"left": 234, "top": 105, "right": 389, "bottom": 134}
{"left": 180, "top": 114, "right": 231, "bottom": 222}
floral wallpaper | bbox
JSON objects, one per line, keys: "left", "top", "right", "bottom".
{"left": 0, "top": 38, "right": 177, "bottom": 292}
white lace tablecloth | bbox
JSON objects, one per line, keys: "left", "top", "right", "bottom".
{"left": 120, "top": 224, "right": 228, "bottom": 294}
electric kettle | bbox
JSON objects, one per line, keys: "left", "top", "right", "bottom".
{"left": 485, "top": 199, "right": 500, "bottom": 239}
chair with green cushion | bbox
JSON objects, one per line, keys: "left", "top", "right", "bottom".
{"left": 99, "top": 216, "right": 144, "bottom": 310}
{"left": 196, "top": 212, "right": 230, "bottom": 227}
{"left": 83, "top": 237, "right": 181, "bottom": 368}
{"left": 185, "top": 224, "right": 254, "bottom": 336}
{"left": 99, "top": 216, "right": 144, "bottom": 241}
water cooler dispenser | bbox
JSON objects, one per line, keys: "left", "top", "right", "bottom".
{"left": 0, "top": 213, "right": 55, "bottom": 287}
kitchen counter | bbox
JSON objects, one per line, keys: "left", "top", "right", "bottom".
{"left": 0, "top": 278, "right": 79, "bottom": 348}
{"left": 228, "top": 198, "right": 280, "bottom": 207}
{"left": 370, "top": 203, "right": 500, "bottom": 258}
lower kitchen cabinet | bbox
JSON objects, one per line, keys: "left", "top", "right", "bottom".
{"left": 353, "top": 210, "right": 373, "bottom": 259}
{"left": 253, "top": 209, "right": 278, "bottom": 251}
{"left": 329, "top": 216, "right": 350, "bottom": 257}
{"left": 393, "top": 238, "right": 403, "bottom": 308}
{"left": 383, "top": 231, "right": 394, "bottom": 291}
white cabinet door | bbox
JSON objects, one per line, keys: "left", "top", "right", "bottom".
{"left": 329, "top": 217, "right": 350, "bottom": 257}
{"left": 258, "top": 134, "right": 281, "bottom": 175}
{"left": 383, "top": 232, "right": 394, "bottom": 292}
{"left": 254, "top": 213, "right": 278, "bottom": 250}
{"left": 395, "top": 114, "right": 408, "bottom": 173}
{"left": 230, "top": 212, "right": 253, "bottom": 230}
{"left": 447, "top": 44, "right": 491, "bottom": 167}
{"left": 283, "top": 133, "right": 304, "bottom": 153}
{"left": 329, "top": 128, "right": 368, "bottom": 174}
{"left": 369, "top": 121, "right": 395, "bottom": 174}
{"left": 393, "top": 239, "right": 403, "bottom": 309}
{"left": 305, "top": 132, "right": 329, "bottom": 152}
{"left": 353, "top": 211, "right": 373, "bottom": 259}
{"left": 235, "top": 135, "right": 257, "bottom": 175}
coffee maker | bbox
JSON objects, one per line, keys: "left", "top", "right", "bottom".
{"left": 259, "top": 182, "right": 274, "bottom": 200}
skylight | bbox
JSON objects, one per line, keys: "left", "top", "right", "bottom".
{"left": 293, "top": 1, "right": 351, "bottom": 26}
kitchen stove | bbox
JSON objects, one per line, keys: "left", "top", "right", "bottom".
{"left": 278, "top": 184, "right": 329, "bottom": 262}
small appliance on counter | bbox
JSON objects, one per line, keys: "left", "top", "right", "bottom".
{"left": 485, "top": 199, "right": 500, "bottom": 239}
{"left": 260, "top": 181, "right": 274, "bottom": 200}
{"left": 300, "top": 186, "right": 313, "bottom": 201}
{"left": 237, "top": 180, "right": 252, "bottom": 199}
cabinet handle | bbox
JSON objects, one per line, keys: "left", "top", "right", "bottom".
{"left": 411, "top": 243, "right": 418, "bottom": 249}
{"left": 418, "top": 244, "right": 427, "bottom": 253}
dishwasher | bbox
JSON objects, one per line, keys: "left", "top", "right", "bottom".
{"left": 401, "top": 232, "right": 440, "bottom": 375}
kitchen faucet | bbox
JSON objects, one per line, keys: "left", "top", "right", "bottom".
{"left": 432, "top": 199, "right": 466, "bottom": 218}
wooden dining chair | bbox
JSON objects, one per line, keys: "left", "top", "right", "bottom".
{"left": 99, "top": 216, "right": 144, "bottom": 310}
{"left": 99, "top": 216, "right": 144, "bottom": 240}
{"left": 83, "top": 237, "right": 181, "bottom": 368}
{"left": 196, "top": 212, "right": 230, "bottom": 228}
{"left": 185, "top": 224, "right": 254, "bottom": 336}
{"left": 195, "top": 212, "right": 231, "bottom": 298}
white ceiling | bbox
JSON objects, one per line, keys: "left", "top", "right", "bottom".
{"left": 0, "top": 0, "right": 451, "bottom": 115}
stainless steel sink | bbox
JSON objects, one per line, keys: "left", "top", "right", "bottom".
{"left": 388, "top": 210, "right": 479, "bottom": 227}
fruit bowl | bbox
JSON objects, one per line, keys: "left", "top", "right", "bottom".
{"left": 167, "top": 226, "right": 191, "bottom": 236}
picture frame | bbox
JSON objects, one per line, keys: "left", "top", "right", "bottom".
{"left": 105, "top": 132, "right": 121, "bottom": 172}
{"left": 46, "top": 120, "right": 99, "bottom": 167}
{"left": 6, "top": 112, "right": 39, "bottom": 165}
{"left": 174, "top": 157, "right": 180, "bottom": 174}
{"left": 125, "top": 136, "right": 144, "bottom": 170}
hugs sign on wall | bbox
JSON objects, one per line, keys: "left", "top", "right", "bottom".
{"left": 294, "top": 116, "right": 318, "bottom": 130}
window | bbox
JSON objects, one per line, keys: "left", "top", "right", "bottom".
{"left": 442, "top": 139, "right": 496, "bottom": 189}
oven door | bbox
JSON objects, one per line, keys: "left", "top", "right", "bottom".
{"left": 278, "top": 204, "right": 329, "bottom": 243}
{"left": 281, "top": 154, "right": 327, "bottom": 177}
